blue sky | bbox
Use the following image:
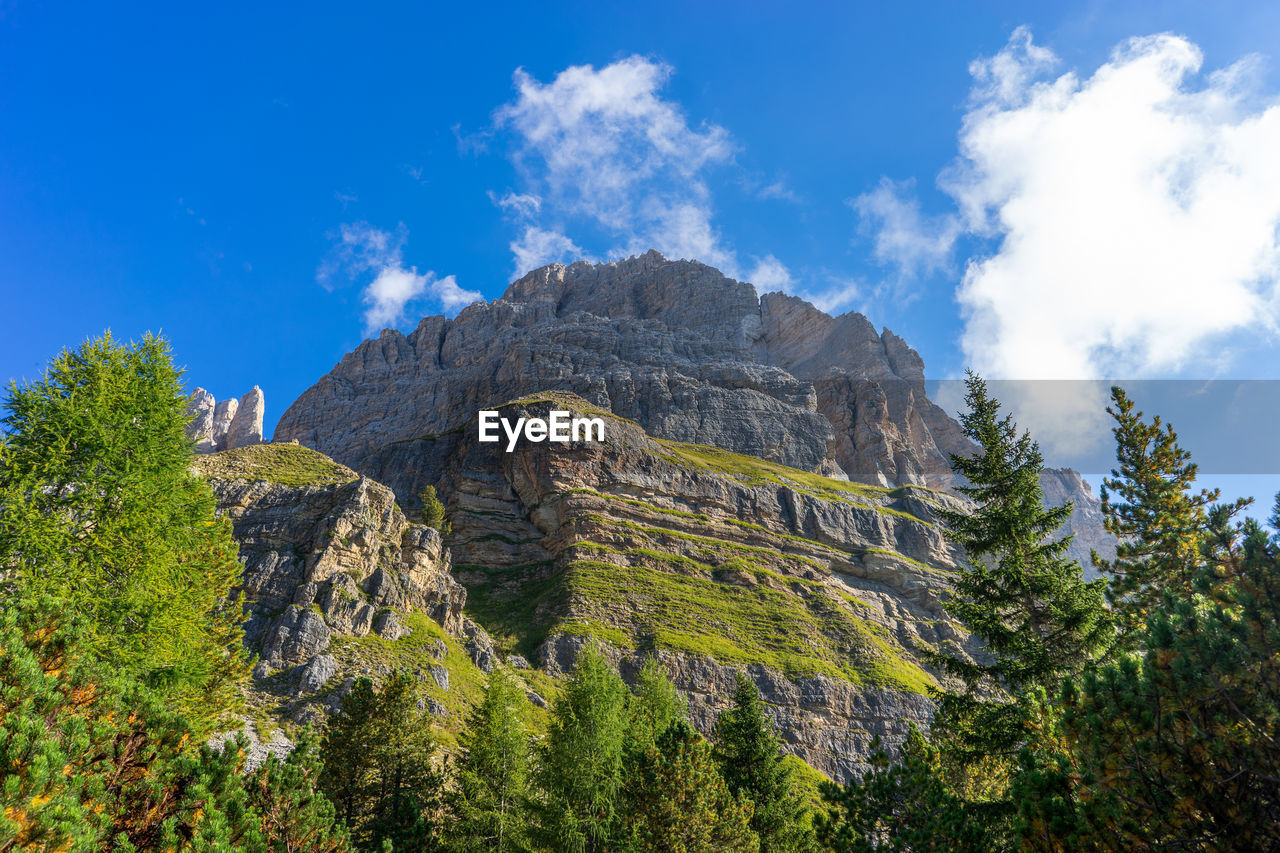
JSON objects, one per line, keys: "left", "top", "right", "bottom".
{"left": 3, "top": 0, "right": 1280, "bottom": 509}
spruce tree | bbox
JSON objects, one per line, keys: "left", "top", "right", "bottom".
{"left": 932, "top": 373, "right": 1110, "bottom": 776}
{"left": 0, "top": 332, "right": 248, "bottom": 734}
{"left": 532, "top": 645, "right": 628, "bottom": 853}
{"left": 713, "top": 672, "right": 815, "bottom": 853}
{"left": 617, "top": 720, "right": 759, "bottom": 853}
{"left": 451, "top": 667, "right": 532, "bottom": 853}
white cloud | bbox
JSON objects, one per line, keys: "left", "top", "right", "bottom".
{"left": 493, "top": 56, "right": 740, "bottom": 277}
{"left": 861, "top": 28, "right": 1280, "bottom": 384}
{"left": 318, "top": 222, "right": 480, "bottom": 336}
{"left": 510, "top": 225, "right": 590, "bottom": 276}
{"left": 852, "top": 178, "right": 961, "bottom": 279}
{"left": 747, "top": 254, "right": 793, "bottom": 290}
{"left": 801, "top": 276, "right": 864, "bottom": 316}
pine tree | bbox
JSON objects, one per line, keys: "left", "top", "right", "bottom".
{"left": 320, "top": 672, "right": 442, "bottom": 851}
{"left": 0, "top": 332, "right": 249, "bottom": 734}
{"left": 817, "top": 726, "right": 993, "bottom": 852}
{"left": 1095, "top": 385, "right": 1236, "bottom": 645}
{"left": 713, "top": 672, "right": 815, "bottom": 853}
{"left": 1013, "top": 494, "right": 1280, "bottom": 850}
{"left": 0, "top": 592, "right": 349, "bottom": 852}
{"left": 532, "top": 645, "right": 629, "bottom": 853}
{"left": 617, "top": 720, "right": 759, "bottom": 853}
{"left": 451, "top": 667, "right": 532, "bottom": 853}
{"left": 931, "top": 373, "right": 1110, "bottom": 779}
{"left": 247, "top": 731, "right": 350, "bottom": 852}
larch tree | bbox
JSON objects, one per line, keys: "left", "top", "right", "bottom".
{"left": 0, "top": 332, "right": 249, "bottom": 734}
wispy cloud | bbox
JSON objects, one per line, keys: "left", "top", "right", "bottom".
{"left": 318, "top": 222, "right": 480, "bottom": 336}
{"left": 491, "top": 56, "right": 739, "bottom": 277}
{"left": 747, "top": 254, "right": 793, "bottom": 290}
{"left": 851, "top": 177, "right": 961, "bottom": 281}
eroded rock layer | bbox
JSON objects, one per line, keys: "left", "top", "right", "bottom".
{"left": 438, "top": 393, "right": 974, "bottom": 780}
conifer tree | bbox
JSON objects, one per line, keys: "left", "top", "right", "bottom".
{"left": 247, "top": 731, "right": 350, "bottom": 852}
{"left": 0, "top": 593, "right": 349, "bottom": 852}
{"left": 419, "top": 485, "right": 450, "bottom": 534}
{"left": 1095, "top": 385, "right": 1235, "bottom": 645}
{"left": 0, "top": 332, "right": 248, "bottom": 734}
{"left": 532, "top": 645, "right": 629, "bottom": 853}
{"left": 320, "top": 672, "right": 442, "bottom": 851}
{"left": 931, "top": 373, "right": 1110, "bottom": 776}
{"left": 817, "top": 726, "right": 993, "bottom": 853}
{"left": 713, "top": 672, "right": 815, "bottom": 853}
{"left": 451, "top": 667, "right": 532, "bottom": 853}
{"left": 617, "top": 720, "right": 759, "bottom": 853}
{"left": 1013, "top": 495, "right": 1280, "bottom": 850}
{"left": 626, "top": 656, "right": 687, "bottom": 750}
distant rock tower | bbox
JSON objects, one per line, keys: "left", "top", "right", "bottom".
{"left": 186, "top": 386, "right": 265, "bottom": 453}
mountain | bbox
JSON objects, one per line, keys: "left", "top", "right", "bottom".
{"left": 205, "top": 252, "right": 1111, "bottom": 781}
{"left": 275, "top": 250, "right": 971, "bottom": 491}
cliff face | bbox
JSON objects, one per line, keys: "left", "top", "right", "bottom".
{"left": 1040, "top": 468, "right": 1115, "bottom": 579}
{"left": 194, "top": 444, "right": 479, "bottom": 727}
{"left": 273, "top": 252, "right": 968, "bottom": 488}
{"left": 247, "top": 252, "right": 1113, "bottom": 780}
{"left": 430, "top": 393, "right": 976, "bottom": 780}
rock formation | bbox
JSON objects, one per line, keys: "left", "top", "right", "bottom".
{"left": 433, "top": 393, "right": 975, "bottom": 780}
{"left": 193, "top": 444, "right": 471, "bottom": 712}
{"left": 236, "top": 252, "right": 1117, "bottom": 780}
{"left": 187, "top": 386, "right": 266, "bottom": 452}
{"left": 1041, "top": 467, "right": 1116, "bottom": 578}
{"left": 273, "top": 252, "right": 968, "bottom": 487}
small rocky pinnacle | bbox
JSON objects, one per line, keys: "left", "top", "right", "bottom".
{"left": 187, "top": 385, "right": 265, "bottom": 453}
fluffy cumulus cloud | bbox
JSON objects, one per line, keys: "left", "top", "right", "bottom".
{"left": 858, "top": 27, "right": 1280, "bottom": 382}
{"left": 318, "top": 222, "right": 480, "bottom": 336}
{"left": 492, "top": 56, "right": 739, "bottom": 277}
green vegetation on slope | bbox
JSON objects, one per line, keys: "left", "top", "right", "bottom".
{"left": 654, "top": 439, "right": 933, "bottom": 524}
{"left": 325, "top": 612, "right": 556, "bottom": 750}
{"left": 195, "top": 442, "right": 359, "bottom": 487}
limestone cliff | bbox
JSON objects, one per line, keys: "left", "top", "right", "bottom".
{"left": 193, "top": 443, "right": 483, "bottom": 727}
{"left": 247, "top": 252, "right": 1116, "bottom": 780}
{"left": 273, "top": 252, "right": 966, "bottom": 487}
{"left": 187, "top": 386, "right": 265, "bottom": 453}
{"left": 434, "top": 393, "right": 974, "bottom": 780}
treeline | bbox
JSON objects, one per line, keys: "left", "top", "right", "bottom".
{"left": 818, "top": 374, "right": 1280, "bottom": 850}
{"left": 315, "top": 646, "right": 815, "bottom": 852}
{"left": 3, "top": 336, "right": 1277, "bottom": 850}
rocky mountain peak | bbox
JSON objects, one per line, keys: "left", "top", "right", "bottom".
{"left": 274, "top": 254, "right": 970, "bottom": 488}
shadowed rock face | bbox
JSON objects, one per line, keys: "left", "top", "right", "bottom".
{"left": 273, "top": 252, "right": 969, "bottom": 489}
